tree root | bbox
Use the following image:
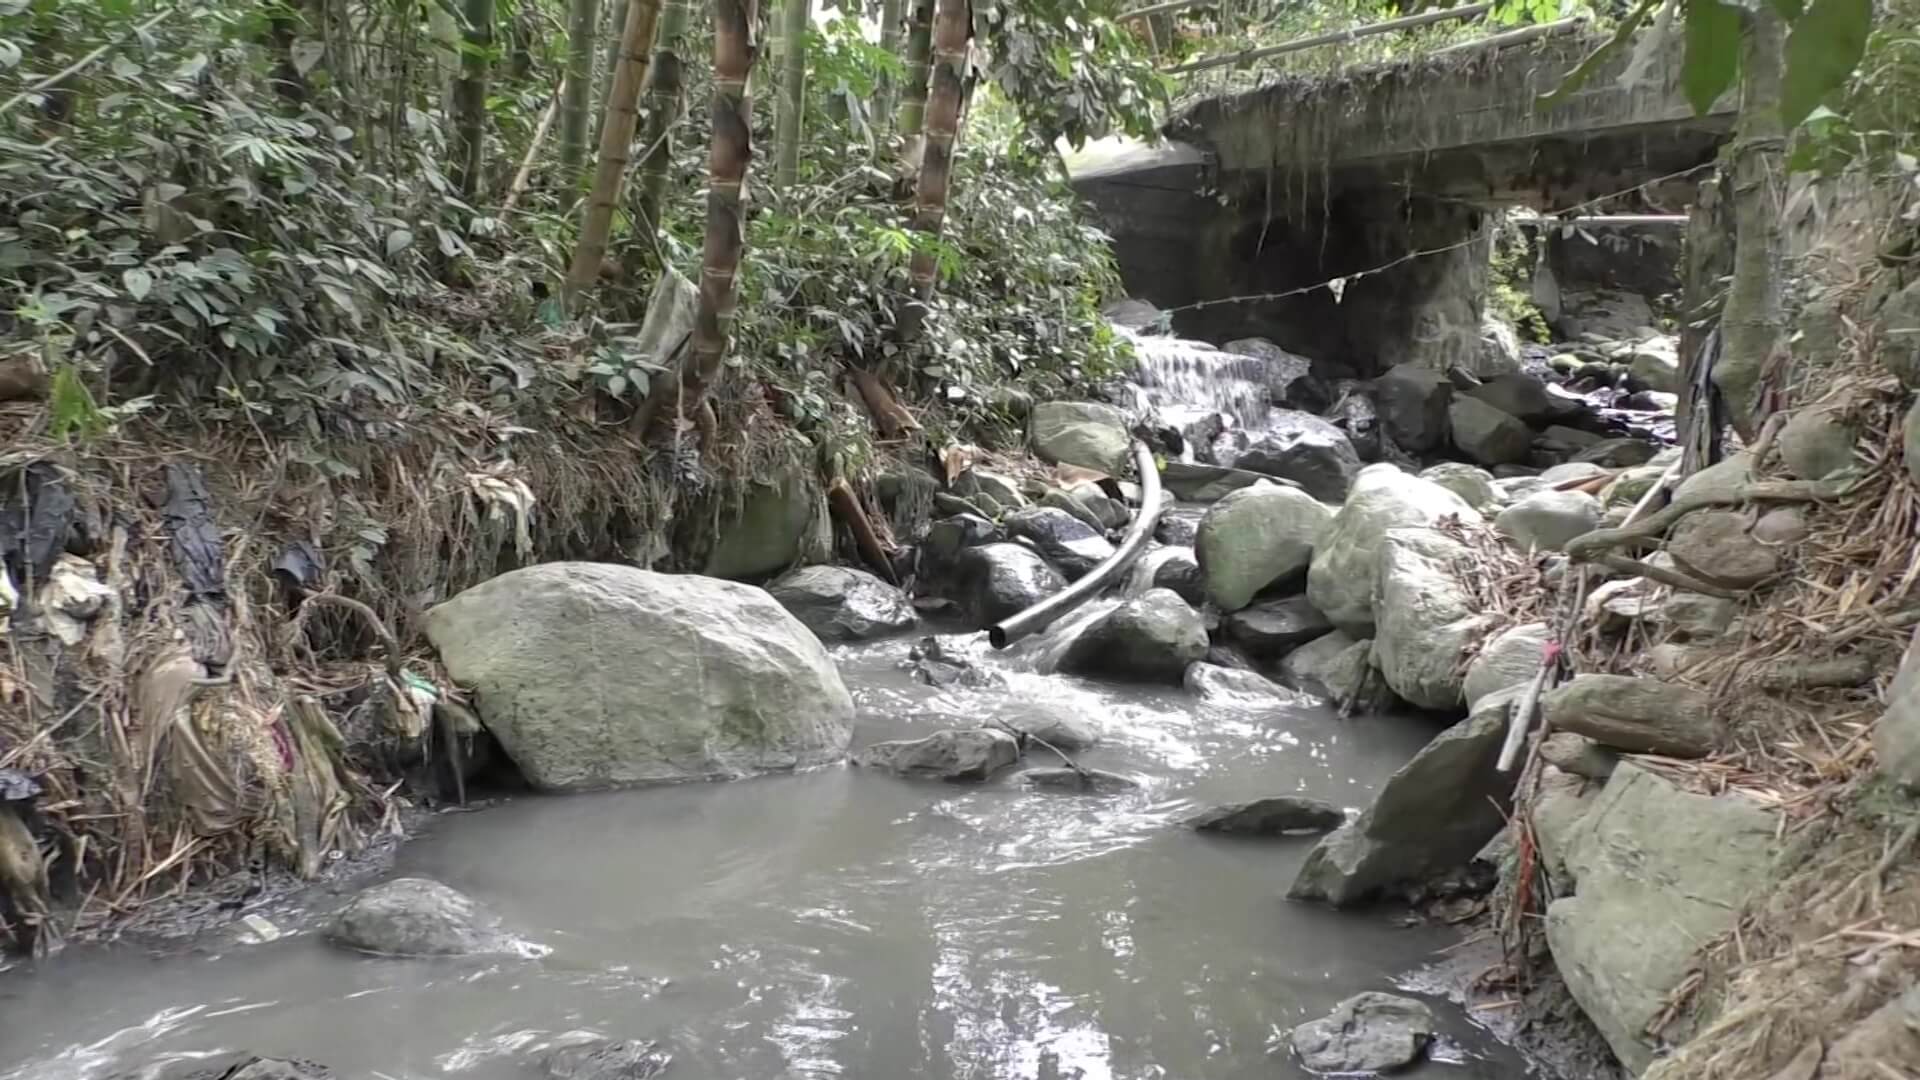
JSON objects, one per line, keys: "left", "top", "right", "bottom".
{"left": 1564, "top": 476, "right": 1856, "bottom": 565}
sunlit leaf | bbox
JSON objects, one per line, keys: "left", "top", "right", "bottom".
{"left": 1538, "top": 0, "right": 1660, "bottom": 109}
{"left": 123, "top": 268, "right": 153, "bottom": 301}
{"left": 1782, "top": 0, "right": 1873, "bottom": 128}
{"left": 386, "top": 228, "right": 414, "bottom": 255}
{"left": 1683, "top": 0, "right": 1741, "bottom": 115}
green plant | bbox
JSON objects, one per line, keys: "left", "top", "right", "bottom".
{"left": 1489, "top": 224, "right": 1551, "bottom": 343}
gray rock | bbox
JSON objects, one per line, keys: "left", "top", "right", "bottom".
{"left": 1752, "top": 505, "right": 1808, "bottom": 545}
{"left": 1373, "top": 363, "right": 1454, "bottom": 454}
{"left": 1667, "top": 509, "right": 1779, "bottom": 587}
{"left": 1103, "top": 297, "right": 1163, "bottom": 329}
{"left": 1659, "top": 591, "right": 1737, "bottom": 640}
{"left": 1004, "top": 506, "right": 1116, "bottom": 580}
{"left": 1672, "top": 451, "right": 1753, "bottom": 509}
{"left": 1779, "top": 402, "right": 1859, "bottom": 480}
{"left": 1598, "top": 465, "right": 1665, "bottom": 507}
{"left": 1016, "top": 767, "right": 1140, "bottom": 793}
{"left": 1464, "top": 621, "right": 1549, "bottom": 709}
{"left": 1477, "top": 312, "right": 1524, "bottom": 377}
{"left": 1626, "top": 339, "right": 1681, "bottom": 394}
{"left": 1039, "top": 487, "right": 1104, "bottom": 530}
{"left": 1556, "top": 287, "right": 1656, "bottom": 341}
{"left": 1530, "top": 765, "right": 1601, "bottom": 885}
{"left": 956, "top": 543, "right": 1067, "bottom": 625}
{"left": 1183, "top": 662, "right": 1318, "bottom": 709}
{"left": 767, "top": 565, "right": 916, "bottom": 643}
{"left": 1326, "top": 385, "right": 1390, "bottom": 462}
{"left": 1571, "top": 437, "right": 1659, "bottom": 468}
{"left": 1224, "top": 595, "right": 1333, "bottom": 658}
{"left": 1279, "top": 629, "right": 1361, "bottom": 698}
{"left": 1228, "top": 412, "right": 1363, "bottom": 502}
{"left": 1128, "top": 545, "right": 1205, "bottom": 606}
{"left": 1881, "top": 279, "right": 1920, "bottom": 388}
{"left": 1291, "top": 992, "right": 1435, "bottom": 1074}
{"left": 1289, "top": 687, "right": 1519, "bottom": 905}
{"left": 1225, "top": 337, "right": 1327, "bottom": 409}
{"left": 1449, "top": 396, "right": 1534, "bottom": 466}
{"left": 1417, "top": 462, "right": 1500, "bottom": 512}
{"left": 326, "top": 878, "right": 520, "bottom": 957}
{"left": 545, "top": 1039, "right": 672, "bottom": 1080}
{"left": 1059, "top": 589, "right": 1209, "bottom": 684}
{"left": 854, "top": 729, "right": 1020, "bottom": 782}
{"left": 995, "top": 705, "right": 1100, "bottom": 752}
{"left": 146, "top": 1057, "right": 334, "bottom": 1080}
{"left": 1195, "top": 483, "right": 1333, "bottom": 612}
{"left": 1539, "top": 424, "right": 1603, "bottom": 449}
{"left": 1539, "top": 732, "right": 1618, "bottom": 781}
{"left": 1545, "top": 762, "right": 1780, "bottom": 1072}
{"left": 1465, "top": 372, "right": 1557, "bottom": 425}
{"left": 920, "top": 513, "right": 1000, "bottom": 576}
{"left": 1306, "top": 465, "right": 1482, "bottom": 635}
{"left": 1032, "top": 401, "right": 1131, "bottom": 475}
{"left": 1908, "top": 400, "right": 1920, "bottom": 488}
{"left": 1538, "top": 462, "right": 1610, "bottom": 485}
{"left": 1074, "top": 485, "right": 1132, "bottom": 530}
{"left": 1159, "top": 461, "right": 1278, "bottom": 502}
{"left": 1153, "top": 503, "right": 1202, "bottom": 546}
{"left": 1876, "top": 626, "right": 1920, "bottom": 789}
{"left": 1542, "top": 674, "right": 1718, "bottom": 757}
{"left": 426, "top": 564, "right": 853, "bottom": 791}
{"left": 703, "top": 470, "right": 829, "bottom": 580}
{"left": 1371, "top": 527, "right": 1495, "bottom": 710}
{"left": 954, "top": 468, "right": 1027, "bottom": 510}
{"left": 1186, "top": 795, "right": 1344, "bottom": 835}
{"left": 1495, "top": 489, "right": 1603, "bottom": 553}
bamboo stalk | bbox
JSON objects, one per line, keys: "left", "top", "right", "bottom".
{"left": 558, "top": 0, "right": 603, "bottom": 179}
{"left": 563, "top": 0, "right": 664, "bottom": 306}
{"left": 896, "top": 0, "right": 971, "bottom": 343}
{"left": 503, "top": 79, "right": 565, "bottom": 215}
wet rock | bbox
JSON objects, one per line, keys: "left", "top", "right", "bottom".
{"left": 767, "top": 565, "right": 916, "bottom": 643}
{"left": 1103, "top": 297, "right": 1163, "bottom": 329}
{"left": 1571, "top": 437, "right": 1659, "bottom": 468}
{"left": 1058, "top": 588, "right": 1209, "bottom": 684}
{"left": 956, "top": 543, "right": 1067, "bottom": 625}
{"left": 1185, "top": 796, "right": 1344, "bottom": 835}
{"left": 1038, "top": 487, "right": 1104, "bottom": 530}
{"left": 1494, "top": 489, "right": 1603, "bottom": 553}
{"left": 1779, "top": 402, "right": 1859, "bottom": 480}
{"left": 1153, "top": 503, "right": 1202, "bottom": 546}
{"left": 1417, "top": 462, "right": 1499, "bottom": 512}
{"left": 1159, "top": 461, "right": 1278, "bottom": 502}
{"left": 1539, "top": 732, "right": 1618, "bottom": 781}
{"left": 1031, "top": 401, "right": 1131, "bottom": 475}
{"left": 703, "top": 470, "right": 830, "bottom": 580}
{"left": 1278, "top": 629, "right": 1360, "bottom": 697}
{"left": 427, "top": 564, "right": 852, "bottom": 791}
{"left": 1306, "top": 465, "right": 1481, "bottom": 635}
{"left": 854, "top": 729, "right": 1021, "bottom": 782}
{"left": 1876, "top": 626, "right": 1920, "bottom": 790}
{"left": 1004, "top": 506, "right": 1116, "bottom": 581}
{"left": 1465, "top": 372, "right": 1557, "bottom": 425}
{"left": 1226, "top": 337, "right": 1329, "bottom": 411}
{"left": 1373, "top": 363, "right": 1454, "bottom": 454}
{"left": 1325, "top": 385, "right": 1389, "bottom": 462}
{"left": 1074, "top": 485, "right": 1132, "bottom": 530}
{"left": 1542, "top": 674, "right": 1718, "bottom": 757}
{"left": 906, "top": 635, "right": 997, "bottom": 689}
{"left": 1195, "top": 484, "right": 1332, "bottom": 612}
{"left": 920, "top": 513, "right": 1000, "bottom": 575}
{"left": 996, "top": 705, "right": 1100, "bottom": 752}
{"left": 149, "top": 1058, "right": 334, "bottom": 1080}
{"left": 1448, "top": 396, "right": 1533, "bottom": 466}
{"left": 1371, "top": 527, "right": 1494, "bottom": 710}
{"left": 1539, "top": 423, "right": 1603, "bottom": 450}
{"left": 1128, "top": 545, "right": 1205, "bottom": 606}
{"left": 954, "top": 468, "right": 1027, "bottom": 511}
{"left": 1667, "top": 510, "right": 1779, "bottom": 587}
{"left": 1183, "top": 662, "right": 1317, "bottom": 708}
{"left": 1464, "top": 621, "right": 1549, "bottom": 709}
{"left": 1545, "top": 762, "right": 1780, "bottom": 1073}
{"left": 1626, "top": 338, "right": 1681, "bottom": 394}
{"left": 1223, "top": 595, "right": 1333, "bottom": 658}
{"left": 1290, "top": 992, "right": 1434, "bottom": 1074}
{"left": 1289, "top": 686, "right": 1519, "bottom": 906}
{"left": 327, "top": 878, "right": 520, "bottom": 957}
{"left": 1016, "top": 767, "right": 1140, "bottom": 794}
{"left": 545, "top": 1038, "right": 672, "bottom": 1080}
{"left": 1226, "top": 411, "right": 1362, "bottom": 503}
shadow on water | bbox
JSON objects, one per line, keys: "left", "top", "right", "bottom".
{"left": 0, "top": 635, "right": 1532, "bottom": 1080}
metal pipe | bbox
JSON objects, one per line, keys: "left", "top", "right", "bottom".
{"left": 987, "top": 440, "right": 1164, "bottom": 649}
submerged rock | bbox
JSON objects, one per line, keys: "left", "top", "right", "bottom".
{"left": 1223, "top": 595, "right": 1333, "bottom": 658}
{"left": 427, "top": 564, "right": 853, "bottom": 791}
{"left": 1571, "top": 437, "right": 1659, "bottom": 468}
{"left": 1306, "top": 465, "right": 1481, "bottom": 635}
{"left": 1185, "top": 796, "right": 1343, "bottom": 835}
{"left": 1290, "top": 992, "right": 1434, "bottom": 1074}
{"left": 854, "top": 729, "right": 1020, "bottom": 782}
{"left": 1031, "top": 401, "right": 1131, "bottom": 475}
{"left": 144, "top": 1058, "right": 334, "bottom": 1080}
{"left": 1016, "top": 767, "right": 1140, "bottom": 794}
{"left": 1004, "top": 506, "right": 1116, "bottom": 580}
{"left": 1182, "top": 662, "right": 1317, "bottom": 709}
{"left": 1195, "top": 483, "right": 1332, "bottom": 612}
{"left": 1058, "top": 589, "right": 1209, "bottom": 684}
{"left": 1279, "top": 630, "right": 1363, "bottom": 700}
{"left": 1542, "top": 674, "right": 1718, "bottom": 757}
{"left": 766, "top": 565, "right": 916, "bottom": 643}
{"left": 955, "top": 543, "right": 1067, "bottom": 625}
{"left": 995, "top": 704, "right": 1099, "bottom": 752}
{"left": 1371, "top": 527, "right": 1495, "bottom": 711}
{"left": 327, "top": 878, "right": 522, "bottom": 958}
{"left": 545, "top": 1038, "right": 672, "bottom": 1080}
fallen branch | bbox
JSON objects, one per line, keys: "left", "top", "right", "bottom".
{"left": 847, "top": 366, "right": 918, "bottom": 440}
{"left": 1595, "top": 552, "right": 1742, "bottom": 599}
{"left": 988, "top": 718, "right": 1089, "bottom": 781}
{"left": 827, "top": 478, "right": 898, "bottom": 584}
{"left": 291, "top": 591, "right": 403, "bottom": 678}
{"left": 502, "top": 78, "right": 565, "bottom": 216}
{"left": 1564, "top": 476, "right": 1856, "bottom": 564}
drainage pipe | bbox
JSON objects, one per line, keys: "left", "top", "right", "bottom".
{"left": 987, "top": 439, "right": 1163, "bottom": 649}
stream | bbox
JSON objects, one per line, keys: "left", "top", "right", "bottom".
{"left": 0, "top": 635, "right": 1529, "bottom": 1080}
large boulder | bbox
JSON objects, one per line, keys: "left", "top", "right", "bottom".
{"left": 1541, "top": 674, "right": 1719, "bottom": 757}
{"left": 1418, "top": 462, "right": 1500, "bottom": 512}
{"left": 1495, "top": 489, "right": 1603, "bottom": 553}
{"left": 1227, "top": 411, "right": 1362, "bottom": 502}
{"left": 1195, "top": 483, "right": 1333, "bottom": 611}
{"left": 853, "top": 729, "right": 1020, "bottom": 782}
{"left": 1291, "top": 993, "right": 1435, "bottom": 1074}
{"left": 766, "top": 565, "right": 916, "bottom": 643}
{"left": 1225, "top": 337, "right": 1328, "bottom": 410}
{"left": 1306, "top": 465, "right": 1481, "bottom": 635}
{"left": 1373, "top": 363, "right": 1454, "bottom": 454}
{"left": 426, "top": 564, "right": 853, "bottom": 791}
{"left": 1288, "top": 687, "right": 1518, "bottom": 906}
{"left": 1058, "top": 589, "right": 1209, "bottom": 683}
{"left": 1627, "top": 338, "right": 1681, "bottom": 394}
{"left": 1545, "top": 763, "right": 1780, "bottom": 1073}
{"left": 1875, "top": 625, "right": 1920, "bottom": 789}
{"left": 1371, "top": 527, "right": 1497, "bottom": 710}
{"left": 1031, "top": 401, "right": 1131, "bottom": 474}
{"left": 1186, "top": 795, "right": 1344, "bottom": 835}
{"left": 703, "top": 470, "right": 830, "bottom": 580}
{"left": 1466, "top": 372, "right": 1559, "bottom": 425}
{"left": 1464, "top": 621, "right": 1550, "bottom": 709}
{"left": 1556, "top": 287, "right": 1656, "bottom": 341}
{"left": 1223, "top": 594, "right": 1333, "bottom": 658}
{"left": 1666, "top": 509, "right": 1779, "bottom": 588}
{"left": 1004, "top": 506, "right": 1116, "bottom": 580}
{"left": 1448, "top": 396, "right": 1533, "bottom": 466}
{"left": 955, "top": 543, "right": 1067, "bottom": 625}
{"left": 326, "top": 878, "right": 523, "bottom": 957}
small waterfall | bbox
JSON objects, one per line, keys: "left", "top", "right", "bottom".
{"left": 1121, "top": 330, "right": 1269, "bottom": 431}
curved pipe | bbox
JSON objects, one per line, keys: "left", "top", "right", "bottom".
{"left": 987, "top": 440, "right": 1164, "bottom": 649}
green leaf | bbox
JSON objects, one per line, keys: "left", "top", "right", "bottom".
{"left": 1782, "top": 0, "right": 1873, "bottom": 129}
{"left": 1770, "top": 0, "right": 1804, "bottom": 20}
{"left": 1683, "top": 0, "right": 1742, "bottom": 115}
{"left": 123, "top": 268, "right": 153, "bottom": 301}
{"left": 1538, "top": 0, "right": 1661, "bottom": 109}
{"left": 385, "top": 228, "right": 414, "bottom": 255}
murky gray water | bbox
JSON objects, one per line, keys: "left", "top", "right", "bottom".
{"left": 0, "top": 636, "right": 1525, "bottom": 1080}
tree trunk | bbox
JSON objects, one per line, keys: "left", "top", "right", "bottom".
{"left": 597, "top": 0, "right": 631, "bottom": 141}
{"left": 774, "top": 0, "right": 810, "bottom": 185}
{"left": 631, "top": 0, "right": 694, "bottom": 256}
{"left": 894, "top": 0, "right": 935, "bottom": 172}
{"left": 559, "top": 0, "right": 602, "bottom": 181}
{"left": 896, "top": 0, "right": 971, "bottom": 343}
{"left": 563, "top": 0, "right": 664, "bottom": 306}
{"left": 449, "top": 0, "right": 496, "bottom": 201}
{"left": 642, "top": 0, "right": 760, "bottom": 434}
{"left": 266, "top": 0, "right": 311, "bottom": 103}
{"left": 875, "top": 0, "right": 905, "bottom": 133}
{"left": 1714, "top": 6, "right": 1787, "bottom": 440}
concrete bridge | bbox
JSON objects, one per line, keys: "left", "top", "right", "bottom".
{"left": 1070, "top": 26, "right": 1733, "bottom": 371}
